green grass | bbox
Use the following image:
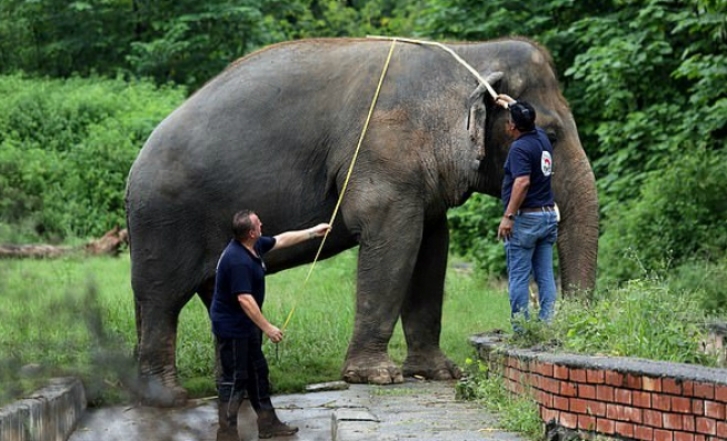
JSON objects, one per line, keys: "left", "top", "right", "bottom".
{"left": 456, "top": 358, "right": 542, "bottom": 440}
{"left": 0, "top": 249, "right": 510, "bottom": 406}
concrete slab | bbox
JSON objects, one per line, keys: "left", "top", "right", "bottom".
{"left": 68, "top": 380, "right": 529, "bottom": 441}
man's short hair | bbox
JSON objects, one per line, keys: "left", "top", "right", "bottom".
{"left": 232, "top": 210, "right": 255, "bottom": 240}
{"left": 509, "top": 101, "right": 536, "bottom": 132}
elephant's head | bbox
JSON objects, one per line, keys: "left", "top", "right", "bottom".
{"left": 464, "top": 40, "right": 599, "bottom": 294}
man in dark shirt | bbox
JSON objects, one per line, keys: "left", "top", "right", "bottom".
{"left": 495, "top": 94, "right": 558, "bottom": 330}
{"left": 211, "top": 210, "right": 330, "bottom": 440}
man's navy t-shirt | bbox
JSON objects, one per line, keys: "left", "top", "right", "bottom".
{"left": 501, "top": 127, "right": 555, "bottom": 210}
{"left": 210, "top": 236, "right": 276, "bottom": 338}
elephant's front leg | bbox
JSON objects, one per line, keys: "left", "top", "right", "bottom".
{"left": 401, "top": 215, "right": 462, "bottom": 380}
{"left": 341, "top": 212, "right": 422, "bottom": 385}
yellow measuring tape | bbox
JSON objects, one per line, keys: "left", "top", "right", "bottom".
{"left": 280, "top": 39, "right": 398, "bottom": 331}
{"left": 366, "top": 36, "right": 499, "bottom": 100}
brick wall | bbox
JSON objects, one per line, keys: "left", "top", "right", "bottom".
{"left": 471, "top": 333, "right": 727, "bottom": 441}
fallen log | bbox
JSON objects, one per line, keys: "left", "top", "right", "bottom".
{"left": 0, "top": 226, "right": 128, "bottom": 259}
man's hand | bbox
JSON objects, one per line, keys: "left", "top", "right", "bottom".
{"left": 273, "top": 222, "right": 332, "bottom": 250}
{"left": 497, "top": 216, "right": 514, "bottom": 241}
{"left": 495, "top": 93, "right": 516, "bottom": 109}
{"left": 264, "top": 325, "right": 284, "bottom": 344}
{"left": 308, "top": 223, "right": 331, "bottom": 239}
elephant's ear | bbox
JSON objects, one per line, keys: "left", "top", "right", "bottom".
{"left": 467, "top": 71, "right": 503, "bottom": 160}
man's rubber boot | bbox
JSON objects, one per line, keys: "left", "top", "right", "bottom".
{"left": 216, "top": 398, "right": 241, "bottom": 441}
{"left": 257, "top": 409, "right": 299, "bottom": 439}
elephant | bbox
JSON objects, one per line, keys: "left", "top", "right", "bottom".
{"left": 125, "top": 37, "right": 598, "bottom": 407}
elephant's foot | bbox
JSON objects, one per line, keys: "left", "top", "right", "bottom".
{"left": 403, "top": 350, "right": 462, "bottom": 380}
{"left": 135, "top": 374, "right": 189, "bottom": 407}
{"left": 342, "top": 354, "right": 404, "bottom": 384}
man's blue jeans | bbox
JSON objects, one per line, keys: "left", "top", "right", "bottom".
{"left": 504, "top": 210, "right": 558, "bottom": 327}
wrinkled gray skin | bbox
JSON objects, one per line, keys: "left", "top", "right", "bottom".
{"left": 126, "top": 37, "right": 598, "bottom": 407}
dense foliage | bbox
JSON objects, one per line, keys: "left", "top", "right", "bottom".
{"left": 0, "top": 0, "right": 725, "bottom": 294}
{"left": 0, "top": 75, "right": 184, "bottom": 240}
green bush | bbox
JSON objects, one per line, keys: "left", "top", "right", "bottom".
{"left": 598, "top": 148, "right": 727, "bottom": 283}
{"left": 668, "top": 258, "right": 727, "bottom": 314}
{"left": 447, "top": 193, "right": 506, "bottom": 276}
{"left": 0, "top": 74, "right": 185, "bottom": 241}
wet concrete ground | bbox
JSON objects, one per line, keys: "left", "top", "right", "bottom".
{"left": 68, "top": 379, "right": 528, "bottom": 441}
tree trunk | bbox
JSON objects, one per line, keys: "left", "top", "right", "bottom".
{"left": 0, "top": 227, "right": 128, "bottom": 259}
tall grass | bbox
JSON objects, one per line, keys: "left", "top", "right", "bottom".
{"left": 0, "top": 249, "right": 510, "bottom": 405}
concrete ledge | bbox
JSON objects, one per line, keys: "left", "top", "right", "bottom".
{"left": 0, "top": 377, "right": 86, "bottom": 441}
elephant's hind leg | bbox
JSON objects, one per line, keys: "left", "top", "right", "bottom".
{"left": 135, "top": 296, "right": 190, "bottom": 407}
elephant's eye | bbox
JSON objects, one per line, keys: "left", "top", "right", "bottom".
{"left": 546, "top": 131, "right": 558, "bottom": 147}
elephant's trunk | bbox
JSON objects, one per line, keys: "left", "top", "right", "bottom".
{"left": 553, "top": 134, "right": 599, "bottom": 295}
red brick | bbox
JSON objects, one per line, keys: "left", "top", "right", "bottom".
{"left": 674, "top": 433, "right": 695, "bottom": 441}
{"left": 560, "top": 411, "right": 578, "bottom": 429}
{"left": 561, "top": 381, "right": 577, "bottom": 397}
{"left": 570, "top": 368, "right": 587, "bottom": 383}
{"left": 538, "top": 362, "right": 554, "bottom": 376}
{"left": 663, "top": 413, "right": 684, "bottom": 430}
{"left": 672, "top": 396, "right": 692, "bottom": 414}
{"left": 694, "top": 383, "right": 716, "bottom": 400}
{"left": 654, "top": 393, "right": 673, "bottom": 411}
{"left": 530, "top": 374, "right": 542, "bottom": 389}
{"left": 634, "top": 425, "right": 654, "bottom": 441}
{"left": 694, "top": 436, "right": 706, "bottom": 441}
{"left": 645, "top": 409, "right": 665, "bottom": 428}
{"left": 654, "top": 429, "right": 675, "bottom": 441}
{"left": 644, "top": 376, "right": 663, "bottom": 392}
{"left": 597, "top": 418, "right": 615, "bottom": 434}
{"left": 504, "top": 367, "right": 514, "bottom": 381}
{"left": 606, "top": 370, "right": 625, "bottom": 387}
{"left": 693, "top": 399, "right": 705, "bottom": 416}
{"left": 704, "top": 400, "right": 726, "bottom": 420}
{"left": 715, "top": 385, "right": 727, "bottom": 403}
{"left": 554, "top": 396, "right": 569, "bottom": 411}
{"left": 554, "top": 365, "right": 569, "bottom": 380}
{"left": 537, "top": 390, "right": 554, "bottom": 408}
{"left": 683, "top": 415, "right": 696, "bottom": 432}
{"left": 616, "top": 421, "right": 635, "bottom": 438}
{"left": 578, "top": 384, "right": 596, "bottom": 399}
{"left": 521, "top": 359, "right": 532, "bottom": 372}
{"left": 578, "top": 415, "right": 596, "bottom": 431}
{"left": 625, "top": 374, "right": 643, "bottom": 389}
{"left": 626, "top": 406, "right": 643, "bottom": 423}
{"left": 664, "top": 378, "right": 684, "bottom": 395}
{"left": 508, "top": 357, "right": 521, "bottom": 369}
{"left": 607, "top": 403, "right": 620, "bottom": 420}
{"left": 717, "top": 421, "right": 727, "bottom": 438}
{"left": 587, "top": 369, "right": 605, "bottom": 384}
{"left": 615, "top": 388, "right": 633, "bottom": 405}
{"left": 683, "top": 380, "right": 695, "bottom": 397}
{"left": 696, "top": 417, "right": 717, "bottom": 435}
{"left": 633, "top": 391, "right": 652, "bottom": 408}
{"left": 508, "top": 379, "right": 523, "bottom": 394}
{"left": 542, "top": 377, "right": 560, "bottom": 394}
{"left": 607, "top": 403, "right": 642, "bottom": 423}
{"left": 586, "top": 400, "right": 606, "bottom": 417}
{"left": 570, "top": 398, "right": 589, "bottom": 414}
{"left": 597, "top": 385, "right": 615, "bottom": 402}
{"left": 541, "top": 406, "right": 559, "bottom": 423}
